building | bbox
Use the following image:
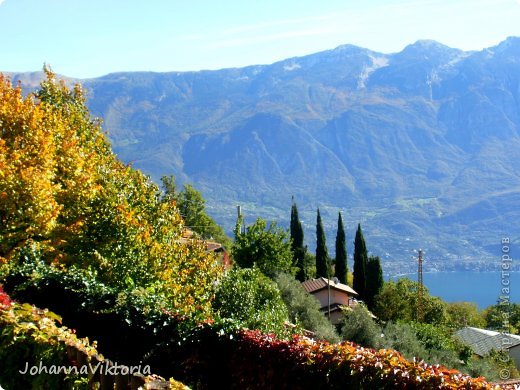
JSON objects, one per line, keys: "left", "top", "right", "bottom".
{"left": 301, "top": 277, "right": 359, "bottom": 325}
{"left": 454, "top": 327, "right": 520, "bottom": 369}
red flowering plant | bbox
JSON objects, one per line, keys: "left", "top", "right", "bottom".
{"left": 227, "top": 329, "right": 496, "bottom": 389}
{"left": 0, "top": 285, "right": 12, "bottom": 308}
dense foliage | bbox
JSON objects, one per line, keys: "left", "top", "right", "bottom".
{"left": 353, "top": 224, "right": 368, "bottom": 300}
{"left": 483, "top": 302, "right": 520, "bottom": 334}
{"left": 374, "top": 278, "right": 448, "bottom": 325}
{"left": 290, "top": 200, "right": 306, "bottom": 282}
{"left": 380, "top": 321, "right": 518, "bottom": 382}
{"left": 334, "top": 212, "right": 348, "bottom": 284}
{"left": 149, "top": 324, "right": 494, "bottom": 389}
{"left": 212, "top": 267, "right": 289, "bottom": 335}
{"left": 0, "top": 290, "right": 95, "bottom": 389}
{"left": 2, "top": 255, "right": 194, "bottom": 364}
{"left": 161, "top": 175, "right": 230, "bottom": 246}
{"left": 340, "top": 305, "right": 382, "bottom": 349}
{"left": 446, "top": 301, "right": 486, "bottom": 329}
{"left": 303, "top": 251, "right": 317, "bottom": 280}
{"left": 0, "top": 287, "right": 190, "bottom": 389}
{"left": 365, "top": 255, "right": 383, "bottom": 309}
{"left": 335, "top": 301, "right": 517, "bottom": 383}
{"left": 315, "top": 208, "right": 330, "bottom": 278}
{"left": 232, "top": 218, "right": 293, "bottom": 277}
{"left": 0, "top": 72, "right": 222, "bottom": 320}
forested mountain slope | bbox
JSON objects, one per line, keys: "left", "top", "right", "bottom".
{"left": 7, "top": 37, "right": 520, "bottom": 273}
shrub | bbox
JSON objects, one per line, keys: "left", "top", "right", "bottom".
{"left": 212, "top": 267, "right": 290, "bottom": 336}
{"left": 464, "top": 350, "right": 519, "bottom": 382}
{"left": 1, "top": 257, "right": 191, "bottom": 366}
{"left": 340, "top": 305, "right": 382, "bottom": 349}
{"left": 0, "top": 285, "right": 11, "bottom": 307}
{"left": 149, "top": 325, "right": 493, "bottom": 389}
{"left": 379, "top": 320, "right": 519, "bottom": 382}
{"left": 381, "top": 321, "right": 428, "bottom": 361}
{"left": 0, "top": 298, "right": 96, "bottom": 389}
{"left": 409, "top": 322, "right": 457, "bottom": 351}
{"left": 0, "top": 291, "right": 190, "bottom": 389}
{"left": 3, "top": 264, "right": 495, "bottom": 389}
{"left": 380, "top": 321, "right": 466, "bottom": 374}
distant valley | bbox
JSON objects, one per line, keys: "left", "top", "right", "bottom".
{"left": 7, "top": 37, "right": 520, "bottom": 275}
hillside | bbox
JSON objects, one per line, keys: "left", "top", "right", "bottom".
{"left": 7, "top": 37, "right": 520, "bottom": 274}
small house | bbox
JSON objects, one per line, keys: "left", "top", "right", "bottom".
{"left": 301, "top": 277, "right": 359, "bottom": 325}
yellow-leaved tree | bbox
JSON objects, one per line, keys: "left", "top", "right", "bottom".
{"left": 0, "top": 69, "right": 222, "bottom": 318}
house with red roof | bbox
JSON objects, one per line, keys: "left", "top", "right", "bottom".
{"left": 301, "top": 277, "right": 359, "bottom": 325}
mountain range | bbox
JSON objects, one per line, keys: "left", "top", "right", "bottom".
{"left": 6, "top": 37, "right": 520, "bottom": 275}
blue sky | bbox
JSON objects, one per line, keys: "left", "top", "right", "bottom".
{"left": 1, "top": 0, "right": 520, "bottom": 78}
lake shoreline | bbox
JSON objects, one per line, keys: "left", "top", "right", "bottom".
{"left": 385, "top": 271, "right": 518, "bottom": 309}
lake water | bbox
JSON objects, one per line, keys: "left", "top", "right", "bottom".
{"left": 388, "top": 272, "right": 519, "bottom": 309}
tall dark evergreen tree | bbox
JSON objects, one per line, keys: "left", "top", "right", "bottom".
{"left": 315, "top": 208, "right": 330, "bottom": 278}
{"left": 334, "top": 212, "right": 348, "bottom": 284}
{"left": 353, "top": 223, "right": 368, "bottom": 300}
{"left": 290, "top": 199, "right": 306, "bottom": 281}
{"left": 365, "top": 255, "right": 384, "bottom": 310}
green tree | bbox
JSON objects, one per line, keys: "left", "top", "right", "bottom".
{"left": 340, "top": 305, "right": 382, "bottom": 349}
{"left": 274, "top": 273, "right": 339, "bottom": 342}
{"left": 374, "top": 279, "right": 413, "bottom": 322}
{"left": 374, "top": 278, "right": 448, "bottom": 325}
{"left": 483, "top": 302, "right": 520, "bottom": 334}
{"left": 232, "top": 218, "right": 293, "bottom": 278}
{"left": 213, "top": 267, "right": 289, "bottom": 335}
{"left": 303, "top": 252, "right": 316, "bottom": 280}
{"left": 334, "top": 212, "right": 347, "bottom": 284}
{"left": 353, "top": 224, "right": 368, "bottom": 300}
{"left": 409, "top": 321, "right": 456, "bottom": 352}
{"left": 290, "top": 199, "right": 306, "bottom": 282}
{"left": 315, "top": 209, "right": 330, "bottom": 278}
{"left": 160, "top": 174, "right": 178, "bottom": 201}
{"left": 446, "top": 302, "right": 485, "bottom": 329}
{"left": 422, "top": 295, "right": 449, "bottom": 324}
{"left": 365, "top": 255, "right": 383, "bottom": 310}
{"left": 161, "top": 176, "right": 230, "bottom": 246}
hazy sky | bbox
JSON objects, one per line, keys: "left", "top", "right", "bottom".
{"left": 1, "top": 0, "right": 520, "bottom": 78}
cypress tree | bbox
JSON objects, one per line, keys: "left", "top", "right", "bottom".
{"left": 315, "top": 208, "right": 330, "bottom": 278}
{"left": 353, "top": 223, "right": 368, "bottom": 300}
{"left": 334, "top": 212, "right": 348, "bottom": 284}
{"left": 290, "top": 199, "right": 306, "bottom": 281}
{"left": 365, "top": 255, "right": 384, "bottom": 310}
